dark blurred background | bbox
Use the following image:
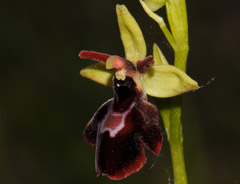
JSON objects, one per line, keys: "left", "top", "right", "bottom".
{"left": 1, "top": 0, "right": 240, "bottom": 184}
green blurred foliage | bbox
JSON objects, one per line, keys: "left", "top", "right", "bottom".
{"left": 0, "top": 0, "right": 240, "bottom": 184}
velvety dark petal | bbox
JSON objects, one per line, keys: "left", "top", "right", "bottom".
{"left": 96, "top": 107, "right": 146, "bottom": 180}
{"left": 79, "top": 51, "right": 110, "bottom": 63}
{"left": 136, "top": 56, "right": 154, "bottom": 74}
{"left": 135, "top": 101, "right": 163, "bottom": 155}
{"left": 96, "top": 131, "right": 146, "bottom": 180}
{"left": 84, "top": 99, "right": 112, "bottom": 146}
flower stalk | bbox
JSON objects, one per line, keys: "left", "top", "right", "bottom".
{"left": 170, "top": 3, "right": 188, "bottom": 184}
{"left": 152, "top": 0, "right": 189, "bottom": 183}
{"left": 169, "top": 96, "right": 187, "bottom": 184}
{"left": 167, "top": 1, "right": 189, "bottom": 184}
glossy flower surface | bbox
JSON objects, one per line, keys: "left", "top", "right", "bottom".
{"left": 80, "top": 51, "right": 162, "bottom": 180}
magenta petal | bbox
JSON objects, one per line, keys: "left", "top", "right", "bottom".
{"left": 84, "top": 99, "right": 112, "bottom": 146}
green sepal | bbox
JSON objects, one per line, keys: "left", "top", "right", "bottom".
{"left": 80, "top": 63, "right": 114, "bottom": 87}
{"left": 143, "top": 65, "right": 199, "bottom": 97}
{"left": 143, "top": 0, "right": 167, "bottom": 11}
{"left": 153, "top": 43, "right": 169, "bottom": 65}
{"left": 116, "top": 4, "right": 146, "bottom": 64}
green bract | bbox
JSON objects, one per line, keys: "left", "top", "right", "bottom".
{"left": 80, "top": 4, "right": 199, "bottom": 98}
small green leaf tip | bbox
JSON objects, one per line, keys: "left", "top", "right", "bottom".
{"left": 143, "top": 65, "right": 199, "bottom": 97}
{"left": 143, "top": 0, "right": 167, "bottom": 11}
{"left": 116, "top": 4, "right": 146, "bottom": 64}
{"left": 80, "top": 63, "right": 114, "bottom": 87}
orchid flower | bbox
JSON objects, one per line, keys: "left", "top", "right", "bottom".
{"left": 79, "top": 4, "right": 198, "bottom": 180}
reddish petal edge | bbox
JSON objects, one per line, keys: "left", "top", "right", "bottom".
{"left": 106, "top": 146, "right": 146, "bottom": 180}
{"left": 151, "top": 136, "right": 163, "bottom": 156}
{"left": 79, "top": 50, "right": 110, "bottom": 63}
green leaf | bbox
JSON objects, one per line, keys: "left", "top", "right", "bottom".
{"left": 153, "top": 43, "right": 169, "bottom": 65}
{"left": 80, "top": 63, "right": 114, "bottom": 87}
{"left": 143, "top": 0, "right": 167, "bottom": 11}
{"left": 116, "top": 4, "right": 146, "bottom": 64}
{"left": 143, "top": 65, "right": 199, "bottom": 97}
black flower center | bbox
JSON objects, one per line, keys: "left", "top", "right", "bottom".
{"left": 113, "top": 76, "right": 138, "bottom": 112}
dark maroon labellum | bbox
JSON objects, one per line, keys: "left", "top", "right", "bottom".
{"left": 80, "top": 51, "right": 163, "bottom": 180}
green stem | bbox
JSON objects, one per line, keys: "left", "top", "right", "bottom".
{"left": 166, "top": 0, "right": 189, "bottom": 71}
{"left": 165, "top": 0, "right": 189, "bottom": 184}
{"left": 139, "top": 1, "right": 190, "bottom": 183}
{"left": 173, "top": 47, "right": 189, "bottom": 72}
{"left": 169, "top": 97, "right": 187, "bottom": 184}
